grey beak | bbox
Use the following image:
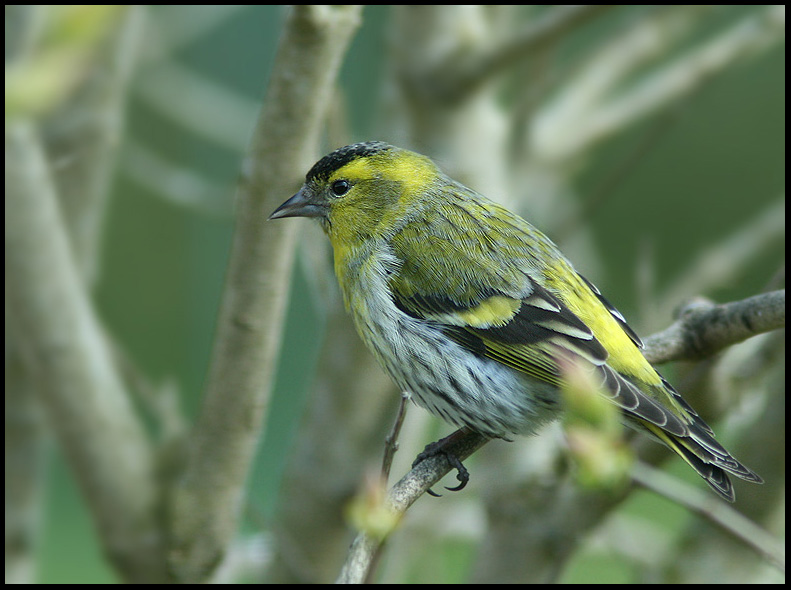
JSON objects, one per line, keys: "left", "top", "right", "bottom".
{"left": 269, "top": 186, "right": 326, "bottom": 220}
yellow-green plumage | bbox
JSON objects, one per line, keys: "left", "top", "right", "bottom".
{"left": 270, "top": 141, "right": 762, "bottom": 502}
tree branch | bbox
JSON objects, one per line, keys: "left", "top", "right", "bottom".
{"left": 631, "top": 461, "right": 785, "bottom": 571}
{"left": 167, "top": 6, "right": 362, "bottom": 583}
{"left": 642, "top": 291, "right": 785, "bottom": 364}
{"left": 444, "top": 5, "right": 615, "bottom": 100}
{"left": 6, "top": 121, "right": 162, "bottom": 583}
{"left": 655, "top": 199, "right": 785, "bottom": 324}
{"left": 6, "top": 7, "right": 161, "bottom": 582}
{"left": 337, "top": 432, "right": 488, "bottom": 583}
{"left": 531, "top": 5, "right": 784, "bottom": 162}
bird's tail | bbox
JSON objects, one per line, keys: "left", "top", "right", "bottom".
{"left": 641, "top": 420, "right": 763, "bottom": 502}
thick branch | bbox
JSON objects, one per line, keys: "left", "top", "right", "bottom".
{"left": 642, "top": 291, "right": 785, "bottom": 364}
{"left": 167, "top": 6, "right": 362, "bottom": 583}
{"left": 6, "top": 121, "right": 161, "bottom": 582}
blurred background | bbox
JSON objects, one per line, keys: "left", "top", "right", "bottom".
{"left": 6, "top": 5, "right": 784, "bottom": 583}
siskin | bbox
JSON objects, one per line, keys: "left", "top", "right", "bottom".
{"left": 270, "top": 141, "right": 762, "bottom": 502}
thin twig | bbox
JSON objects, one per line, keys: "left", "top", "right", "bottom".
{"left": 381, "top": 393, "right": 410, "bottom": 481}
{"left": 655, "top": 199, "right": 785, "bottom": 324}
{"left": 554, "top": 97, "right": 688, "bottom": 243}
{"left": 632, "top": 461, "right": 785, "bottom": 572}
{"left": 445, "top": 5, "right": 615, "bottom": 99}
{"left": 531, "top": 5, "right": 784, "bottom": 162}
{"left": 337, "top": 431, "right": 489, "bottom": 583}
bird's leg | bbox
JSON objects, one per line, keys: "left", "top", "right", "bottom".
{"left": 412, "top": 428, "right": 473, "bottom": 497}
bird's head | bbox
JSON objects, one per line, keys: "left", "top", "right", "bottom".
{"left": 270, "top": 141, "right": 440, "bottom": 251}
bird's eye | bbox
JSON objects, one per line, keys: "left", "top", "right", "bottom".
{"left": 330, "top": 179, "right": 351, "bottom": 196}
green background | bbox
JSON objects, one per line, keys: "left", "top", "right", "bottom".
{"left": 38, "top": 5, "right": 784, "bottom": 583}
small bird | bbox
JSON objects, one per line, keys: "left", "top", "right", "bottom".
{"left": 270, "top": 141, "right": 762, "bottom": 502}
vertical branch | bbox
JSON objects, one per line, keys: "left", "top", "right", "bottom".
{"left": 44, "top": 6, "right": 145, "bottom": 284}
{"left": 5, "top": 7, "right": 50, "bottom": 584}
{"left": 5, "top": 334, "right": 46, "bottom": 584}
{"left": 6, "top": 6, "right": 160, "bottom": 583}
{"left": 167, "top": 6, "right": 362, "bottom": 583}
{"left": 6, "top": 122, "right": 162, "bottom": 582}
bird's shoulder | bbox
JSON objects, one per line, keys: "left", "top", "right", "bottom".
{"left": 387, "top": 185, "right": 541, "bottom": 304}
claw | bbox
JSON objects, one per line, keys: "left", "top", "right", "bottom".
{"left": 412, "top": 433, "right": 472, "bottom": 496}
{"left": 443, "top": 454, "right": 469, "bottom": 492}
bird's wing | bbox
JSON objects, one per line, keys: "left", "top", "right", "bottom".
{"left": 388, "top": 194, "right": 693, "bottom": 435}
{"left": 388, "top": 192, "right": 761, "bottom": 500}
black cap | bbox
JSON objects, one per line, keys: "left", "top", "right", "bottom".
{"left": 306, "top": 141, "right": 394, "bottom": 183}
